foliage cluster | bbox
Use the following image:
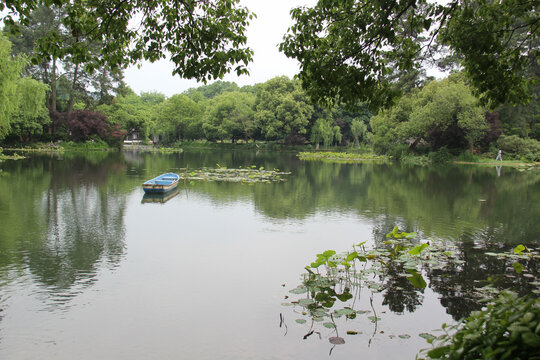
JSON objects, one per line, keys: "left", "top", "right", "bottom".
{"left": 297, "top": 151, "right": 389, "bottom": 163}
{"left": 422, "top": 291, "right": 540, "bottom": 359}
{"left": 497, "top": 135, "right": 540, "bottom": 162}
{"left": 280, "top": 0, "right": 539, "bottom": 110}
{"left": 60, "top": 139, "right": 109, "bottom": 150}
{"left": 370, "top": 75, "right": 487, "bottom": 154}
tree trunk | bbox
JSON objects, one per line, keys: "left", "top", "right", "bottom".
{"left": 50, "top": 58, "right": 57, "bottom": 112}
{"left": 409, "top": 137, "right": 422, "bottom": 149}
{"left": 67, "top": 62, "right": 79, "bottom": 117}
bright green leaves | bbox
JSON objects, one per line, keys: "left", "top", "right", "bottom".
{"left": 514, "top": 244, "right": 528, "bottom": 255}
{"left": 512, "top": 262, "right": 524, "bottom": 274}
{"left": 484, "top": 244, "right": 537, "bottom": 275}
{"left": 408, "top": 243, "right": 429, "bottom": 256}
{"left": 0, "top": 33, "right": 48, "bottom": 141}
{"left": 310, "top": 250, "right": 336, "bottom": 268}
{"left": 406, "top": 269, "right": 427, "bottom": 289}
{"left": 387, "top": 226, "right": 418, "bottom": 240}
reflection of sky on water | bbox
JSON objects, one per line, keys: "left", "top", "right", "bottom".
{"left": 0, "top": 151, "right": 539, "bottom": 359}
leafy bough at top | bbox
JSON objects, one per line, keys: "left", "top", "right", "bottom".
{"left": 2, "top": 0, "right": 255, "bottom": 82}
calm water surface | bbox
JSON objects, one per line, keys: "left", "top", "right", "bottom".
{"left": 0, "top": 150, "right": 539, "bottom": 359}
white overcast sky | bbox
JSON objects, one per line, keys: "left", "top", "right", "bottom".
{"left": 123, "top": 0, "right": 317, "bottom": 97}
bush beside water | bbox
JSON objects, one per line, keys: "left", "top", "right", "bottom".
{"left": 422, "top": 291, "right": 540, "bottom": 359}
{"left": 498, "top": 135, "right": 540, "bottom": 162}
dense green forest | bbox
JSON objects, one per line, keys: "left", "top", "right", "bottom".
{"left": 0, "top": 0, "right": 539, "bottom": 160}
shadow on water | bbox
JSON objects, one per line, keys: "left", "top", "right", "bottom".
{"left": 141, "top": 189, "right": 180, "bottom": 204}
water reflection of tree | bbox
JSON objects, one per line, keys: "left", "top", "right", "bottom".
{"left": 0, "top": 152, "right": 129, "bottom": 307}
{"left": 427, "top": 229, "right": 539, "bottom": 320}
{"left": 382, "top": 262, "right": 424, "bottom": 314}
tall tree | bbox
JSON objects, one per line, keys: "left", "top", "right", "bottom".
{"left": 202, "top": 91, "right": 255, "bottom": 142}
{"left": 157, "top": 94, "right": 203, "bottom": 142}
{"left": 371, "top": 75, "right": 487, "bottom": 152}
{"left": 254, "top": 76, "right": 314, "bottom": 144}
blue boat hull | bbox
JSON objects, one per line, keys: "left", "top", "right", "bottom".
{"left": 142, "top": 173, "right": 180, "bottom": 194}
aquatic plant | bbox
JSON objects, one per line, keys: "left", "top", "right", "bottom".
{"left": 282, "top": 227, "right": 540, "bottom": 352}
{"left": 178, "top": 166, "right": 291, "bottom": 184}
{"left": 283, "top": 227, "right": 450, "bottom": 348}
{"left": 297, "top": 151, "right": 389, "bottom": 163}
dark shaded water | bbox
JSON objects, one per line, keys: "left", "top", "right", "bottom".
{"left": 0, "top": 150, "right": 538, "bottom": 359}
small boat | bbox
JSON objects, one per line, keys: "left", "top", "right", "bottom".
{"left": 142, "top": 173, "right": 180, "bottom": 194}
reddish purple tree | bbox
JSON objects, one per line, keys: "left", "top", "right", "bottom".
{"left": 66, "top": 110, "right": 108, "bottom": 141}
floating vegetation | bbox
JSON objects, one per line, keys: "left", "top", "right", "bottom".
{"left": 146, "top": 147, "right": 183, "bottom": 154}
{"left": 297, "top": 151, "right": 389, "bottom": 163}
{"left": 123, "top": 145, "right": 183, "bottom": 153}
{"left": 0, "top": 152, "right": 25, "bottom": 160}
{"left": 282, "top": 227, "right": 540, "bottom": 351}
{"left": 177, "top": 165, "right": 291, "bottom": 184}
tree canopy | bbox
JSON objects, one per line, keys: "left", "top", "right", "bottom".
{"left": 280, "top": 0, "right": 540, "bottom": 109}
{"left": 1, "top": 0, "right": 255, "bottom": 81}
{"left": 370, "top": 75, "right": 487, "bottom": 152}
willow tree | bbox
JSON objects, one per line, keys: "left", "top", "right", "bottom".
{"left": 0, "top": 33, "right": 48, "bottom": 141}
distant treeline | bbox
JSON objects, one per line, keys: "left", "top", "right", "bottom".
{"left": 1, "top": 29, "right": 539, "bottom": 159}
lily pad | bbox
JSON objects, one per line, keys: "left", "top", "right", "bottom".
{"left": 329, "top": 336, "right": 345, "bottom": 344}
{"left": 298, "top": 298, "right": 315, "bottom": 307}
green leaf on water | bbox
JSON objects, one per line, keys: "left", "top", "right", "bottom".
{"left": 323, "top": 322, "right": 336, "bottom": 329}
{"left": 408, "top": 243, "right": 429, "bottom": 255}
{"left": 322, "top": 250, "right": 336, "bottom": 258}
{"left": 513, "top": 244, "right": 527, "bottom": 254}
{"left": 399, "top": 334, "right": 411, "bottom": 339}
{"left": 419, "top": 333, "right": 436, "bottom": 341}
{"left": 298, "top": 299, "right": 315, "bottom": 306}
{"left": 289, "top": 286, "right": 308, "bottom": 294}
{"left": 295, "top": 319, "right": 307, "bottom": 324}
{"left": 334, "top": 308, "right": 356, "bottom": 316}
{"left": 406, "top": 269, "right": 427, "bottom": 289}
{"left": 346, "top": 251, "right": 358, "bottom": 262}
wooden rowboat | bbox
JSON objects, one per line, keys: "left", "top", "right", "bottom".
{"left": 142, "top": 173, "right": 180, "bottom": 194}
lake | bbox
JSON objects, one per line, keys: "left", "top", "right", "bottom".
{"left": 0, "top": 149, "right": 538, "bottom": 359}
